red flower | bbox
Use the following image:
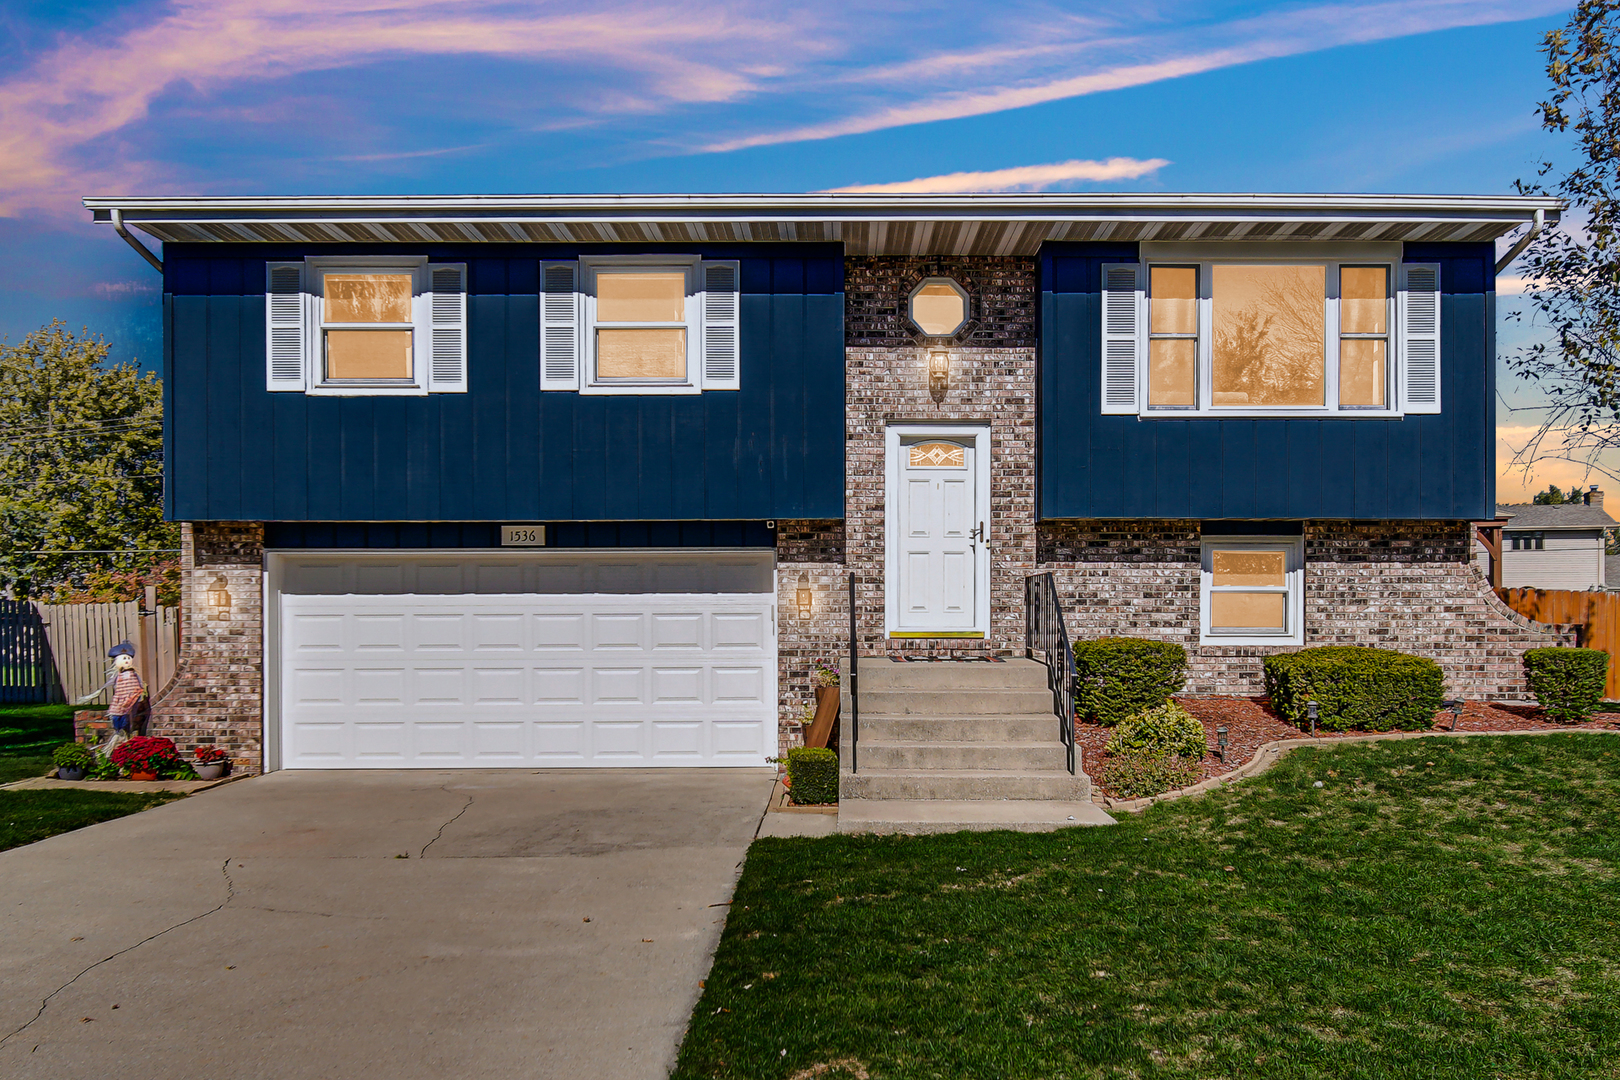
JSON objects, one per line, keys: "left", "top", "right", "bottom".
{"left": 193, "top": 745, "right": 228, "bottom": 765}
{"left": 109, "top": 736, "right": 183, "bottom": 773}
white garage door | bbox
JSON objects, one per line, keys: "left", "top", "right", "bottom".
{"left": 272, "top": 551, "right": 777, "bottom": 769}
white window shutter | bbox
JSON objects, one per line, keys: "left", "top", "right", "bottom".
{"left": 265, "top": 261, "right": 307, "bottom": 391}
{"left": 426, "top": 263, "right": 467, "bottom": 393}
{"left": 1100, "top": 263, "right": 1142, "bottom": 414}
{"left": 1399, "top": 262, "right": 1441, "bottom": 414}
{"left": 701, "top": 259, "right": 741, "bottom": 390}
{"left": 540, "top": 260, "right": 581, "bottom": 391}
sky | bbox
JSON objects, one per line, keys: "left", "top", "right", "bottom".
{"left": 0, "top": 0, "right": 1593, "bottom": 501}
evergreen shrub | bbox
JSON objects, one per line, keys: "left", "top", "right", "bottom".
{"left": 1264, "top": 647, "right": 1444, "bottom": 732}
{"left": 1522, "top": 647, "right": 1609, "bottom": 723}
{"left": 1072, "top": 637, "right": 1188, "bottom": 725}
{"left": 785, "top": 747, "right": 838, "bottom": 805}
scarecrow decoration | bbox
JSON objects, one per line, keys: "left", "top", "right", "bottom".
{"left": 79, "top": 640, "right": 148, "bottom": 757}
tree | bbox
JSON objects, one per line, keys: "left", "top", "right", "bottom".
{"left": 0, "top": 322, "right": 177, "bottom": 597}
{"left": 1532, "top": 483, "right": 1571, "bottom": 504}
{"left": 1508, "top": 1, "right": 1620, "bottom": 484}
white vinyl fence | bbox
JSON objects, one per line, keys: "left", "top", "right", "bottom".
{"left": 33, "top": 591, "right": 180, "bottom": 703}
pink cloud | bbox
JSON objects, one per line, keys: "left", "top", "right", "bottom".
{"left": 0, "top": 0, "right": 812, "bottom": 215}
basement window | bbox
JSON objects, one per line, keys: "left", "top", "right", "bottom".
{"left": 1200, "top": 536, "right": 1304, "bottom": 646}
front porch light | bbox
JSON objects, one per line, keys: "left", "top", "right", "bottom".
{"left": 928, "top": 350, "right": 950, "bottom": 399}
{"left": 795, "top": 573, "right": 813, "bottom": 619}
{"left": 206, "top": 575, "right": 231, "bottom": 613}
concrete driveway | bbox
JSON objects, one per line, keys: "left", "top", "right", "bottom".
{"left": 0, "top": 769, "right": 776, "bottom": 1080}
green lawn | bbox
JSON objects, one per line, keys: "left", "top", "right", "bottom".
{"left": 0, "top": 789, "right": 184, "bottom": 852}
{"left": 0, "top": 703, "right": 90, "bottom": 784}
{"left": 675, "top": 734, "right": 1620, "bottom": 1080}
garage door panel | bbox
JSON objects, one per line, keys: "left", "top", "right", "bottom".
{"left": 650, "top": 612, "right": 703, "bottom": 649}
{"left": 278, "top": 552, "right": 775, "bottom": 768}
{"left": 592, "top": 612, "right": 645, "bottom": 650}
{"left": 472, "top": 666, "right": 525, "bottom": 704}
{"left": 651, "top": 666, "right": 703, "bottom": 703}
{"left": 534, "top": 667, "right": 586, "bottom": 704}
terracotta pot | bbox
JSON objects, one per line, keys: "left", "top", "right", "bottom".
{"left": 129, "top": 770, "right": 158, "bottom": 782}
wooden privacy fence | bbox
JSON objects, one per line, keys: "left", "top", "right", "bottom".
{"left": 27, "top": 595, "right": 180, "bottom": 704}
{"left": 1497, "top": 587, "right": 1620, "bottom": 699}
{"left": 0, "top": 600, "right": 58, "bottom": 703}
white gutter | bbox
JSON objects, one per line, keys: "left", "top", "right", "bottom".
{"left": 110, "top": 207, "right": 163, "bottom": 273}
{"left": 1494, "top": 207, "right": 1545, "bottom": 274}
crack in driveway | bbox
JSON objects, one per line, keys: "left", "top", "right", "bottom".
{"left": 0, "top": 858, "right": 236, "bottom": 1052}
{"left": 419, "top": 788, "right": 474, "bottom": 858}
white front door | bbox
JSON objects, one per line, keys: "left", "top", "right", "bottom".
{"left": 885, "top": 425, "right": 991, "bottom": 637}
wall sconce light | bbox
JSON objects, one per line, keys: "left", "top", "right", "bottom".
{"left": 206, "top": 575, "right": 231, "bottom": 613}
{"left": 927, "top": 349, "right": 950, "bottom": 402}
{"left": 1306, "top": 699, "right": 1318, "bottom": 737}
{"left": 795, "top": 573, "right": 813, "bottom": 619}
{"left": 1216, "top": 725, "right": 1228, "bottom": 763}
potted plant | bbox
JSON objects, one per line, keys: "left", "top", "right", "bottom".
{"left": 110, "top": 735, "right": 187, "bottom": 782}
{"left": 52, "top": 742, "right": 95, "bottom": 781}
{"left": 192, "top": 745, "right": 230, "bottom": 780}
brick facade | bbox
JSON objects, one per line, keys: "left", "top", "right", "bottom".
{"left": 151, "top": 522, "right": 265, "bottom": 773}
{"left": 1038, "top": 519, "right": 1572, "bottom": 699}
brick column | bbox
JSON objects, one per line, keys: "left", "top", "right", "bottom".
{"left": 150, "top": 522, "right": 265, "bottom": 772}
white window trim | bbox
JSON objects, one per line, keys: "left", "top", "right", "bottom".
{"left": 1199, "top": 535, "right": 1305, "bottom": 646}
{"left": 304, "top": 256, "right": 430, "bottom": 397}
{"left": 580, "top": 254, "right": 702, "bottom": 396}
{"left": 1136, "top": 242, "right": 1407, "bottom": 419}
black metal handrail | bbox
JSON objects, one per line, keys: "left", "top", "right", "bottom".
{"left": 848, "top": 572, "right": 859, "bottom": 773}
{"left": 1025, "top": 572, "right": 1076, "bottom": 775}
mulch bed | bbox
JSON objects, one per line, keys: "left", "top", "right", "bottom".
{"left": 1078, "top": 698, "right": 1620, "bottom": 798}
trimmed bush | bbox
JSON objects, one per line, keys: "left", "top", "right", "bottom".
{"left": 1523, "top": 647, "right": 1609, "bottom": 724}
{"left": 1105, "top": 702, "right": 1208, "bottom": 761}
{"left": 1264, "top": 647, "right": 1444, "bottom": 732}
{"left": 1073, "top": 637, "right": 1188, "bottom": 726}
{"left": 1099, "top": 749, "right": 1203, "bottom": 800}
{"left": 51, "top": 742, "right": 95, "bottom": 769}
{"left": 785, "top": 747, "right": 838, "bottom": 805}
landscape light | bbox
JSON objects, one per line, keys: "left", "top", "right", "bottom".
{"left": 1445, "top": 699, "right": 1465, "bottom": 731}
{"left": 1216, "top": 725, "right": 1228, "bottom": 763}
{"left": 1306, "top": 700, "right": 1318, "bottom": 737}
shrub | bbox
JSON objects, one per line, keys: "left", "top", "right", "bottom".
{"left": 1523, "top": 647, "right": 1610, "bottom": 723}
{"left": 1105, "top": 702, "right": 1208, "bottom": 761}
{"left": 1264, "top": 647, "right": 1444, "bottom": 732}
{"left": 1099, "top": 749, "right": 1203, "bottom": 800}
{"left": 52, "top": 742, "right": 95, "bottom": 769}
{"left": 785, "top": 747, "right": 838, "bottom": 805}
{"left": 1072, "top": 637, "right": 1188, "bottom": 726}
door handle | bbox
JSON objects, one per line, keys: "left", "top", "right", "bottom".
{"left": 970, "top": 521, "right": 985, "bottom": 544}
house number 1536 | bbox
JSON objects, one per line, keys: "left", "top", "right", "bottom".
{"left": 501, "top": 526, "right": 546, "bottom": 546}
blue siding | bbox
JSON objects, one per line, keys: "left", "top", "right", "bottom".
{"left": 263, "top": 520, "right": 776, "bottom": 548}
{"left": 1039, "top": 242, "right": 1496, "bottom": 520}
{"left": 165, "top": 244, "right": 845, "bottom": 523}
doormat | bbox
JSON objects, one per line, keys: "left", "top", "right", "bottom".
{"left": 889, "top": 654, "right": 1005, "bottom": 663}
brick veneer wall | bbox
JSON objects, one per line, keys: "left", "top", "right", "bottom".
{"left": 1038, "top": 519, "right": 1573, "bottom": 699}
{"left": 843, "top": 255, "right": 1039, "bottom": 663}
{"left": 150, "top": 522, "right": 265, "bottom": 772}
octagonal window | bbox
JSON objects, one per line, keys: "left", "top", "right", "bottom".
{"left": 908, "top": 277, "right": 969, "bottom": 337}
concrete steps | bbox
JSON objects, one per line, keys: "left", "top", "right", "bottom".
{"left": 839, "top": 657, "right": 1104, "bottom": 834}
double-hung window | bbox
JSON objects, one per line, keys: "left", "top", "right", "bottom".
{"left": 264, "top": 257, "right": 467, "bottom": 395}
{"left": 1104, "top": 244, "right": 1440, "bottom": 418}
{"left": 1200, "top": 536, "right": 1305, "bottom": 645}
{"left": 539, "top": 255, "right": 741, "bottom": 394}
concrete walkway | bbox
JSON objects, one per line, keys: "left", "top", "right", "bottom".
{"left": 0, "top": 769, "right": 775, "bottom": 1080}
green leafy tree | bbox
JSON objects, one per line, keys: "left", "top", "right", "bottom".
{"left": 1508, "top": 1, "right": 1620, "bottom": 483}
{"left": 0, "top": 321, "right": 176, "bottom": 597}
{"left": 1532, "top": 483, "right": 1570, "bottom": 504}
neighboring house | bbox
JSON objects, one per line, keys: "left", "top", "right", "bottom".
{"left": 1480, "top": 490, "right": 1614, "bottom": 590}
{"left": 83, "top": 193, "right": 1572, "bottom": 775}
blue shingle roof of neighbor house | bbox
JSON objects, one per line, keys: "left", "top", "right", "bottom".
{"left": 1494, "top": 502, "right": 1616, "bottom": 529}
